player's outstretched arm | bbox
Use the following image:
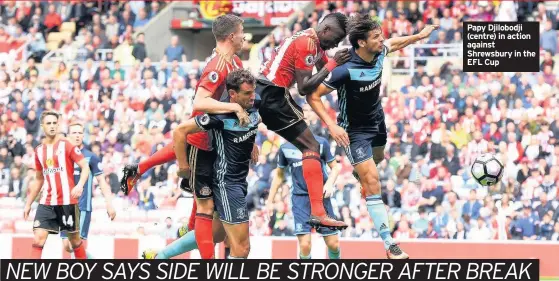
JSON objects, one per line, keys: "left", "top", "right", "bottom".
{"left": 23, "top": 170, "right": 44, "bottom": 220}
{"left": 266, "top": 167, "right": 286, "bottom": 212}
{"left": 172, "top": 119, "right": 204, "bottom": 177}
{"left": 307, "top": 84, "right": 350, "bottom": 147}
{"left": 296, "top": 48, "right": 351, "bottom": 96}
{"left": 386, "top": 25, "right": 439, "bottom": 53}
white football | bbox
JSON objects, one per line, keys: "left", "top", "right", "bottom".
{"left": 470, "top": 153, "right": 504, "bottom": 186}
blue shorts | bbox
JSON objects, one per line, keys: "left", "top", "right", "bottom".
{"left": 213, "top": 182, "right": 249, "bottom": 224}
{"left": 344, "top": 127, "right": 387, "bottom": 166}
{"left": 60, "top": 210, "right": 91, "bottom": 240}
{"left": 292, "top": 194, "right": 339, "bottom": 236}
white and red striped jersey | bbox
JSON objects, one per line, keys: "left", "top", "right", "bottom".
{"left": 34, "top": 139, "right": 84, "bottom": 206}
{"left": 259, "top": 28, "right": 328, "bottom": 89}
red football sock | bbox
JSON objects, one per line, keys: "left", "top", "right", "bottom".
{"left": 138, "top": 143, "right": 176, "bottom": 175}
{"left": 194, "top": 213, "right": 214, "bottom": 259}
{"left": 31, "top": 244, "right": 43, "bottom": 259}
{"left": 73, "top": 241, "right": 87, "bottom": 259}
{"left": 188, "top": 200, "right": 197, "bottom": 231}
{"left": 302, "top": 151, "right": 326, "bottom": 217}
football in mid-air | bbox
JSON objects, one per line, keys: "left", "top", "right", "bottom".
{"left": 471, "top": 153, "right": 504, "bottom": 186}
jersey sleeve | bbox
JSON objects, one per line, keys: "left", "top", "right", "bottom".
{"left": 34, "top": 149, "right": 43, "bottom": 171}
{"left": 66, "top": 142, "right": 85, "bottom": 163}
{"left": 277, "top": 147, "right": 288, "bottom": 168}
{"left": 319, "top": 138, "right": 335, "bottom": 163}
{"left": 322, "top": 65, "right": 348, "bottom": 90}
{"left": 194, "top": 113, "right": 224, "bottom": 131}
{"left": 89, "top": 154, "right": 103, "bottom": 176}
{"left": 197, "top": 58, "right": 227, "bottom": 94}
{"left": 294, "top": 37, "right": 319, "bottom": 71}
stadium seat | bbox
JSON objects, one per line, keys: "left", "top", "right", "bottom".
{"left": 60, "top": 22, "right": 76, "bottom": 34}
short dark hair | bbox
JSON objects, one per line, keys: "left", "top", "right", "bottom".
{"left": 320, "top": 12, "right": 348, "bottom": 33}
{"left": 40, "top": 110, "right": 60, "bottom": 123}
{"left": 212, "top": 14, "right": 244, "bottom": 42}
{"left": 226, "top": 69, "right": 255, "bottom": 92}
{"left": 347, "top": 14, "right": 381, "bottom": 49}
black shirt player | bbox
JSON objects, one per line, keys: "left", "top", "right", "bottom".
{"left": 172, "top": 69, "right": 259, "bottom": 259}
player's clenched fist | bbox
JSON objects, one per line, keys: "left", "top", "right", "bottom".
{"left": 334, "top": 48, "right": 352, "bottom": 65}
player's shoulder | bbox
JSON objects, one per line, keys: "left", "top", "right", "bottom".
{"left": 232, "top": 55, "right": 243, "bottom": 68}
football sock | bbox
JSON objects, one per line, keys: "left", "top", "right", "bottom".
{"left": 31, "top": 244, "right": 43, "bottom": 259}
{"left": 194, "top": 213, "right": 215, "bottom": 259}
{"left": 228, "top": 256, "right": 246, "bottom": 259}
{"left": 328, "top": 247, "right": 341, "bottom": 259}
{"left": 299, "top": 253, "right": 311, "bottom": 259}
{"left": 73, "top": 241, "right": 87, "bottom": 259}
{"left": 366, "top": 195, "right": 394, "bottom": 250}
{"left": 156, "top": 230, "right": 198, "bottom": 259}
{"left": 224, "top": 246, "right": 231, "bottom": 259}
{"left": 302, "top": 151, "right": 326, "bottom": 217}
{"left": 138, "top": 143, "right": 176, "bottom": 175}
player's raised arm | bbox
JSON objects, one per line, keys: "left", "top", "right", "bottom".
{"left": 296, "top": 46, "right": 351, "bottom": 96}
{"left": 306, "top": 68, "right": 350, "bottom": 147}
{"left": 193, "top": 86, "right": 246, "bottom": 116}
{"left": 266, "top": 147, "right": 288, "bottom": 211}
{"left": 385, "top": 25, "right": 439, "bottom": 53}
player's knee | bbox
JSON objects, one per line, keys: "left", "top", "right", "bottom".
{"left": 62, "top": 240, "right": 73, "bottom": 253}
{"left": 325, "top": 237, "right": 339, "bottom": 252}
{"left": 234, "top": 239, "right": 250, "bottom": 258}
{"left": 32, "top": 235, "right": 47, "bottom": 248}
{"left": 299, "top": 239, "right": 312, "bottom": 256}
{"left": 196, "top": 199, "right": 214, "bottom": 215}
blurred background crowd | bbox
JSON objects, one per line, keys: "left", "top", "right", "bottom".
{"left": 0, "top": 0, "right": 559, "bottom": 242}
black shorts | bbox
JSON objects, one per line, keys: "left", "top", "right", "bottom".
{"left": 256, "top": 77, "right": 308, "bottom": 142}
{"left": 187, "top": 144, "right": 216, "bottom": 199}
{"left": 33, "top": 204, "right": 80, "bottom": 234}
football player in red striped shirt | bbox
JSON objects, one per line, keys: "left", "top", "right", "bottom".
{"left": 257, "top": 12, "right": 351, "bottom": 229}
{"left": 122, "top": 14, "right": 251, "bottom": 260}
{"left": 23, "top": 111, "right": 91, "bottom": 259}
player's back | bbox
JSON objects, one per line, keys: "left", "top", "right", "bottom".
{"left": 187, "top": 50, "right": 243, "bottom": 151}
{"left": 259, "top": 28, "right": 326, "bottom": 89}
{"left": 324, "top": 47, "right": 389, "bottom": 131}
{"left": 74, "top": 148, "right": 102, "bottom": 212}
{"left": 34, "top": 139, "right": 82, "bottom": 206}
{"left": 277, "top": 135, "right": 333, "bottom": 195}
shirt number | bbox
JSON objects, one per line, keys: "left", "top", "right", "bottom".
{"left": 62, "top": 215, "right": 74, "bottom": 227}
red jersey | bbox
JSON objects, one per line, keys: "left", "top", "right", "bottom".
{"left": 34, "top": 139, "right": 84, "bottom": 206}
{"left": 187, "top": 50, "right": 243, "bottom": 151}
{"left": 259, "top": 28, "right": 328, "bottom": 89}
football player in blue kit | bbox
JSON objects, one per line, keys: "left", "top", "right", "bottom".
{"left": 61, "top": 122, "right": 116, "bottom": 258}
{"left": 307, "top": 14, "right": 438, "bottom": 259}
{"left": 171, "top": 69, "right": 259, "bottom": 259}
{"left": 266, "top": 104, "right": 342, "bottom": 259}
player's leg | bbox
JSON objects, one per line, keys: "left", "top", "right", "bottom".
{"left": 213, "top": 184, "right": 250, "bottom": 258}
{"left": 31, "top": 204, "right": 58, "bottom": 259}
{"left": 60, "top": 210, "right": 92, "bottom": 258}
{"left": 149, "top": 213, "right": 226, "bottom": 259}
{"left": 257, "top": 81, "right": 345, "bottom": 228}
{"left": 348, "top": 136, "right": 408, "bottom": 259}
{"left": 121, "top": 142, "right": 186, "bottom": 195}
{"left": 58, "top": 205, "right": 87, "bottom": 259}
{"left": 190, "top": 146, "right": 217, "bottom": 259}
{"left": 321, "top": 198, "right": 341, "bottom": 259}
{"left": 292, "top": 194, "right": 313, "bottom": 259}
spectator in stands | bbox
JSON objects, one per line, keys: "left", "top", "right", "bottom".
{"left": 164, "top": 35, "right": 186, "bottom": 62}
{"left": 134, "top": 8, "right": 149, "bottom": 30}
{"left": 44, "top": 4, "right": 62, "bottom": 32}
{"left": 132, "top": 33, "right": 147, "bottom": 62}
{"left": 541, "top": 20, "right": 558, "bottom": 55}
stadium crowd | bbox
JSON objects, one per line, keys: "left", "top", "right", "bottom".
{"left": 1, "top": 1, "right": 559, "bottom": 242}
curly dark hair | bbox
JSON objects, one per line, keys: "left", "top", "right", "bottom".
{"left": 320, "top": 12, "right": 348, "bottom": 33}
{"left": 347, "top": 14, "right": 382, "bottom": 49}
{"left": 226, "top": 69, "right": 255, "bottom": 92}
